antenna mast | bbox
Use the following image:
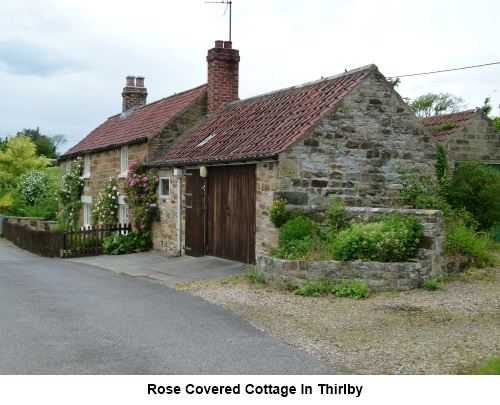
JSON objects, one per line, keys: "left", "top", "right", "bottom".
{"left": 205, "top": 1, "right": 233, "bottom": 42}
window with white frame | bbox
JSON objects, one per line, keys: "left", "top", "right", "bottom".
{"left": 83, "top": 154, "right": 90, "bottom": 178}
{"left": 83, "top": 203, "right": 92, "bottom": 228}
{"left": 119, "top": 204, "right": 129, "bottom": 226}
{"left": 159, "top": 177, "right": 170, "bottom": 199}
{"left": 120, "top": 146, "right": 128, "bottom": 177}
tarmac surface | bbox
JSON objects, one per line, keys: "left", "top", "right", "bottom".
{"left": 66, "top": 250, "right": 250, "bottom": 286}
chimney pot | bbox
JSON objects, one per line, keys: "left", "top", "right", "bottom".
{"left": 126, "top": 75, "right": 135, "bottom": 87}
{"left": 215, "top": 40, "right": 224, "bottom": 48}
{"left": 223, "top": 41, "right": 232, "bottom": 49}
{"left": 135, "top": 76, "right": 145, "bottom": 87}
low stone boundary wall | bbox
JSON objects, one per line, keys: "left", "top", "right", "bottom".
{"left": 256, "top": 208, "right": 445, "bottom": 291}
{"left": 3, "top": 217, "right": 58, "bottom": 232}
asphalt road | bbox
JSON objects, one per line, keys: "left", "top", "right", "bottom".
{"left": 0, "top": 239, "right": 335, "bottom": 375}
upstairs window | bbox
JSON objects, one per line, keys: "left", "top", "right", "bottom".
{"left": 159, "top": 177, "right": 170, "bottom": 199}
{"left": 83, "top": 154, "right": 90, "bottom": 178}
{"left": 120, "top": 146, "right": 129, "bottom": 177}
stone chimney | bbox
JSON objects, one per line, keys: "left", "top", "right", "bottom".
{"left": 206, "top": 40, "right": 240, "bottom": 114}
{"left": 122, "top": 75, "right": 148, "bottom": 112}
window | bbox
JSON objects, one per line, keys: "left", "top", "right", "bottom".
{"left": 119, "top": 204, "right": 129, "bottom": 226}
{"left": 119, "top": 146, "right": 128, "bottom": 177}
{"left": 159, "top": 177, "right": 170, "bottom": 198}
{"left": 83, "top": 203, "right": 92, "bottom": 228}
{"left": 83, "top": 154, "right": 90, "bottom": 178}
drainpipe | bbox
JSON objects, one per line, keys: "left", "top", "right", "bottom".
{"left": 173, "top": 168, "right": 183, "bottom": 255}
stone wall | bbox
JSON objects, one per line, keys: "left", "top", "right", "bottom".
{"left": 255, "top": 207, "right": 445, "bottom": 291}
{"left": 151, "top": 167, "right": 184, "bottom": 254}
{"left": 443, "top": 112, "right": 500, "bottom": 164}
{"left": 148, "top": 95, "right": 207, "bottom": 158}
{"left": 254, "top": 71, "right": 437, "bottom": 256}
{"left": 4, "top": 216, "right": 58, "bottom": 232}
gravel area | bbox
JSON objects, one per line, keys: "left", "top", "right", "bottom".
{"left": 176, "top": 266, "right": 500, "bottom": 374}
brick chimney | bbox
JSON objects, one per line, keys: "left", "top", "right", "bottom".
{"left": 206, "top": 40, "right": 240, "bottom": 114}
{"left": 122, "top": 75, "right": 148, "bottom": 112}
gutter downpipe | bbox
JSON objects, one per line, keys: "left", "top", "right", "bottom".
{"left": 175, "top": 170, "right": 183, "bottom": 255}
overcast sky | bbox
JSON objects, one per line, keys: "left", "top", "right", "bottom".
{"left": 1, "top": 0, "right": 499, "bottom": 153}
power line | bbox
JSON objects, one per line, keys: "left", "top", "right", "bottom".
{"left": 387, "top": 61, "right": 500, "bottom": 79}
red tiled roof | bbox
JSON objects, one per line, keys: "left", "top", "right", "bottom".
{"left": 61, "top": 84, "right": 207, "bottom": 158}
{"left": 150, "top": 65, "right": 375, "bottom": 166}
{"left": 423, "top": 109, "right": 478, "bottom": 142}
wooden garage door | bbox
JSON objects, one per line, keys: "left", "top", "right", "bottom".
{"left": 207, "top": 165, "right": 256, "bottom": 263}
{"left": 184, "top": 169, "right": 206, "bottom": 257}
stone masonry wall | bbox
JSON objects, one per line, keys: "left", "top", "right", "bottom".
{"left": 151, "top": 168, "right": 184, "bottom": 254}
{"left": 148, "top": 95, "right": 207, "bottom": 158}
{"left": 254, "top": 72, "right": 438, "bottom": 256}
{"left": 4, "top": 216, "right": 58, "bottom": 232}
{"left": 444, "top": 112, "right": 500, "bottom": 164}
{"left": 256, "top": 208, "right": 445, "bottom": 292}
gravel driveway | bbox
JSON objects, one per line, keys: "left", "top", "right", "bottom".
{"left": 177, "top": 266, "right": 500, "bottom": 374}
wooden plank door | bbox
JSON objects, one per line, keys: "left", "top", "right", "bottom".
{"left": 184, "top": 169, "right": 206, "bottom": 257}
{"left": 207, "top": 165, "right": 256, "bottom": 263}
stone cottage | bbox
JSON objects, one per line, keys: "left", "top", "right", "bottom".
{"left": 59, "top": 78, "right": 208, "bottom": 227}
{"left": 423, "top": 108, "right": 500, "bottom": 168}
{"left": 148, "top": 50, "right": 438, "bottom": 263}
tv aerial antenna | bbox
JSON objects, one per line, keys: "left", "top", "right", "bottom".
{"left": 205, "top": 1, "right": 233, "bottom": 42}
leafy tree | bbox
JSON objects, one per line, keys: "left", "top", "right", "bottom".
{"left": 481, "top": 96, "right": 500, "bottom": 131}
{"left": 16, "top": 128, "right": 67, "bottom": 158}
{"left": 0, "top": 136, "right": 8, "bottom": 152}
{"left": 387, "top": 77, "right": 401, "bottom": 88}
{"left": 0, "top": 136, "right": 50, "bottom": 182}
{"left": 445, "top": 162, "right": 500, "bottom": 230}
{"left": 409, "top": 92, "right": 466, "bottom": 117}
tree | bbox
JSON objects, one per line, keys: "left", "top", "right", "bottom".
{"left": 409, "top": 92, "right": 466, "bottom": 117}
{"left": 16, "top": 128, "right": 67, "bottom": 158}
{"left": 481, "top": 96, "right": 500, "bottom": 131}
{"left": 0, "top": 136, "right": 51, "bottom": 182}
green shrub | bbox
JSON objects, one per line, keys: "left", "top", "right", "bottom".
{"left": 102, "top": 231, "right": 152, "bottom": 255}
{"left": 330, "top": 214, "right": 424, "bottom": 262}
{"left": 269, "top": 198, "right": 291, "bottom": 228}
{"left": 293, "top": 281, "right": 329, "bottom": 296}
{"left": 422, "top": 279, "right": 439, "bottom": 291}
{"left": 244, "top": 267, "right": 265, "bottom": 284}
{"left": 327, "top": 197, "right": 347, "bottom": 231}
{"left": 280, "top": 216, "right": 318, "bottom": 244}
{"left": 444, "top": 220, "right": 495, "bottom": 267}
{"left": 445, "top": 162, "right": 500, "bottom": 230}
{"left": 330, "top": 279, "right": 371, "bottom": 299}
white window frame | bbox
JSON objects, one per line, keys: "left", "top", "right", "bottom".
{"left": 83, "top": 203, "right": 92, "bottom": 228}
{"left": 118, "top": 204, "right": 129, "bottom": 226}
{"left": 119, "top": 146, "right": 128, "bottom": 178}
{"left": 159, "top": 177, "right": 170, "bottom": 199}
{"left": 82, "top": 154, "right": 90, "bottom": 178}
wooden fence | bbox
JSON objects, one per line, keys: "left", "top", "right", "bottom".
{"left": 2, "top": 219, "right": 131, "bottom": 258}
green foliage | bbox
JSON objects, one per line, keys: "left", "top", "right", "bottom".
{"left": 492, "top": 117, "right": 500, "bottom": 131}
{"left": 0, "top": 136, "right": 51, "bottom": 182}
{"left": 93, "top": 177, "right": 120, "bottom": 225}
{"left": 409, "top": 92, "right": 465, "bottom": 117}
{"left": 330, "top": 214, "right": 424, "bottom": 262}
{"left": 465, "top": 357, "right": 500, "bottom": 375}
{"left": 444, "top": 219, "right": 495, "bottom": 267}
{"left": 445, "top": 162, "right": 500, "bottom": 230}
{"left": 481, "top": 97, "right": 493, "bottom": 116}
{"left": 0, "top": 193, "right": 13, "bottom": 211}
{"left": 280, "top": 216, "right": 318, "bottom": 244}
{"left": 387, "top": 77, "right": 401, "bottom": 88}
{"left": 428, "top": 120, "right": 455, "bottom": 132}
{"left": 269, "top": 198, "right": 291, "bottom": 228}
{"left": 16, "top": 128, "right": 67, "bottom": 158}
{"left": 59, "top": 159, "right": 84, "bottom": 229}
{"left": 244, "top": 267, "right": 266, "bottom": 284}
{"left": 327, "top": 197, "right": 346, "bottom": 231}
{"left": 123, "top": 160, "right": 159, "bottom": 237}
{"left": 330, "top": 279, "right": 371, "bottom": 299}
{"left": 102, "top": 231, "right": 152, "bottom": 255}
{"left": 294, "top": 281, "right": 329, "bottom": 296}
{"left": 422, "top": 279, "right": 439, "bottom": 291}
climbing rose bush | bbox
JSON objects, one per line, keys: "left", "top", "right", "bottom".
{"left": 59, "top": 159, "right": 84, "bottom": 229}
{"left": 123, "top": 160, "right": 159, "bottom": 235}
{"left": 93, "top": 177, "right": 120, "bottom": 225}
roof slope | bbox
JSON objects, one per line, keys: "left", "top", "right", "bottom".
{"left": 61, "top": 84, "right": 207, "bottom": 158}
{"left": 423, "top": 109, "right": 477, "bottom": 142}
{"left": 150, "top": 65, "right": 375, "bottom": 166}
